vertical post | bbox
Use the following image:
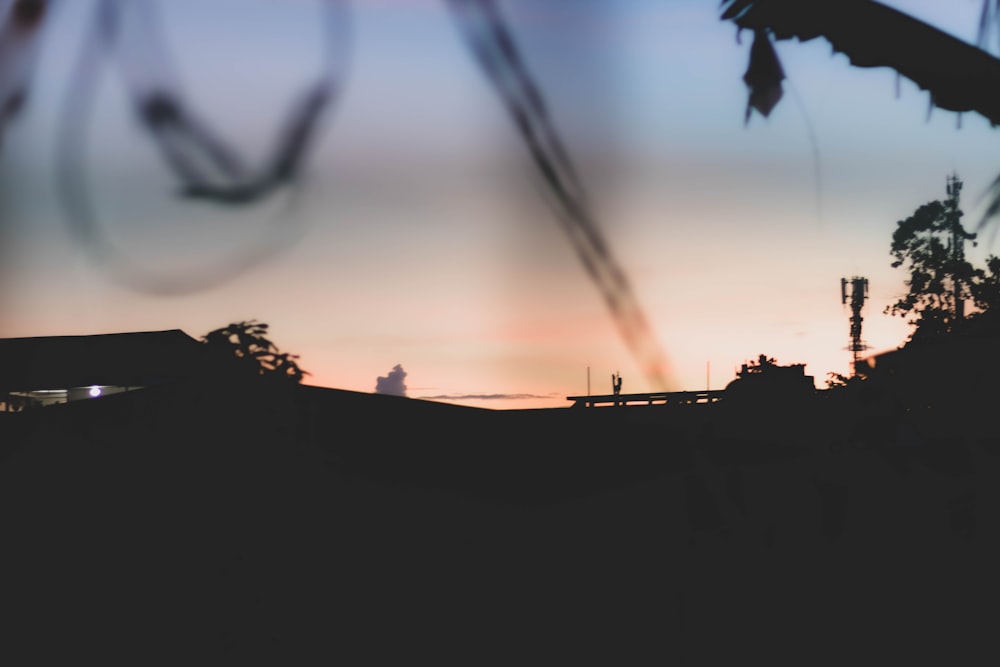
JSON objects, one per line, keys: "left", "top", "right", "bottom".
{"left": 946, "top": 173, "right": 966, "bottom": 320}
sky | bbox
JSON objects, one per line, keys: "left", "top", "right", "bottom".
{"left": 2, "top": 0, "right": 1000, "bottom": 409}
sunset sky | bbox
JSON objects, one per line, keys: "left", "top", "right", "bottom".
{"left": 3, "top": 0, "right": 1000, "bottom": 409}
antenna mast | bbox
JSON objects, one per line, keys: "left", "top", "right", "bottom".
{"left": 945, "top": 172, "right": 966, "bottom": 320}
{"left": 841, "top": 276, "right": 869, "bottom": 374}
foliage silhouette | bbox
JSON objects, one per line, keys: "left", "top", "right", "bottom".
{"left": 724, "top": 353, "right": 815, "bottom": 404}
{"left": 201, "top": 320, "right": 308, "bottom": 384}
{"left": 824, "top": 370, "right": 869, "bottom": 391}
{"left": 885, "top": 175, "right": 1000, "bottom": 341}
{"left": 719, "top": 0, "right": 1000, "bottom": 231}
{"left": 721, "top": 0, "right": 1000, "bottom": 126}
{"left": 743, "top": 353, "right": 778, "bottom": 372}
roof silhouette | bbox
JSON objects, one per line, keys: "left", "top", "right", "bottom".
{"left": 0, "top": 329, "right": 211, "bottom": 392}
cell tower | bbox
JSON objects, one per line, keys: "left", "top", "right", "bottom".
{"left": 945, "top": 172, "right": 966, "bottom": 320}
{"left": 841, "top": 276, "right": 869, "bottom": 373}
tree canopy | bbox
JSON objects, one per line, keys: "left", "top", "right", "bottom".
{"left": 886, "top": 175, "right": 1000, "bottom": 342}
{"left": 201, "top": 320, "right": 308, "bottom": 384}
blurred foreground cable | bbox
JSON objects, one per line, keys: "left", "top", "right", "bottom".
{"left": 446, "top": 0, "right": 674, "bottom": 390}
{"left": 54, "top": 0, "right": 352, "bottom": 294}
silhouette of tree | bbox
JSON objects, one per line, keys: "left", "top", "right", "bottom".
{"left": 824, "top": 370, "right": 869, "bottom": 391}
{"left": 201, "top": 320, "right": 308, "bottom": 384}
{"left": 884, "top": 175, "right": 1000, "bottom": 341}
{"left": 725, "top": 353, "right": 815, "bottom": 403}
{"left": 825, "top": 371, "right": 850, "bottom": 389}
{"left": 971, "top": 255, "right": 1000, "bottom": 319}
{"left": 744, "top": 354, "right": 778, "bottom": 373}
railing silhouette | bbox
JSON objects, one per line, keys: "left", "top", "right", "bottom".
{"left": 567, "top": 390, "right": 725, "bottom": 408}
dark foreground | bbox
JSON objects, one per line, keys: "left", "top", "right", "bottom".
{"left": 1, "top": 378, "right": 998, "bottom": 664}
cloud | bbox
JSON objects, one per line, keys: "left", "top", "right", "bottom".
{"left": 418, "top": 393, "right": 554, "bottom": 401}
{"left": 375, "top": 364, "right": 408, "bottom": 397}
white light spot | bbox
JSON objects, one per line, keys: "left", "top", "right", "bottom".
{"left": 89, "top": 386, "right": 102, "bottom": 397}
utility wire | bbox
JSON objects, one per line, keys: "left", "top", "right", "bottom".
{"left": 446, "top": 0, "right": 674, "bottom": 390}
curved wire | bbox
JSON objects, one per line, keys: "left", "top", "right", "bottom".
{"left": 55, "top": 0, "right": 353, "bottom": 295}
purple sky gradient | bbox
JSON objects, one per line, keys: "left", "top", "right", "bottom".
{"left": 2, "top": 0, "right": 999, "bottom": 408}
